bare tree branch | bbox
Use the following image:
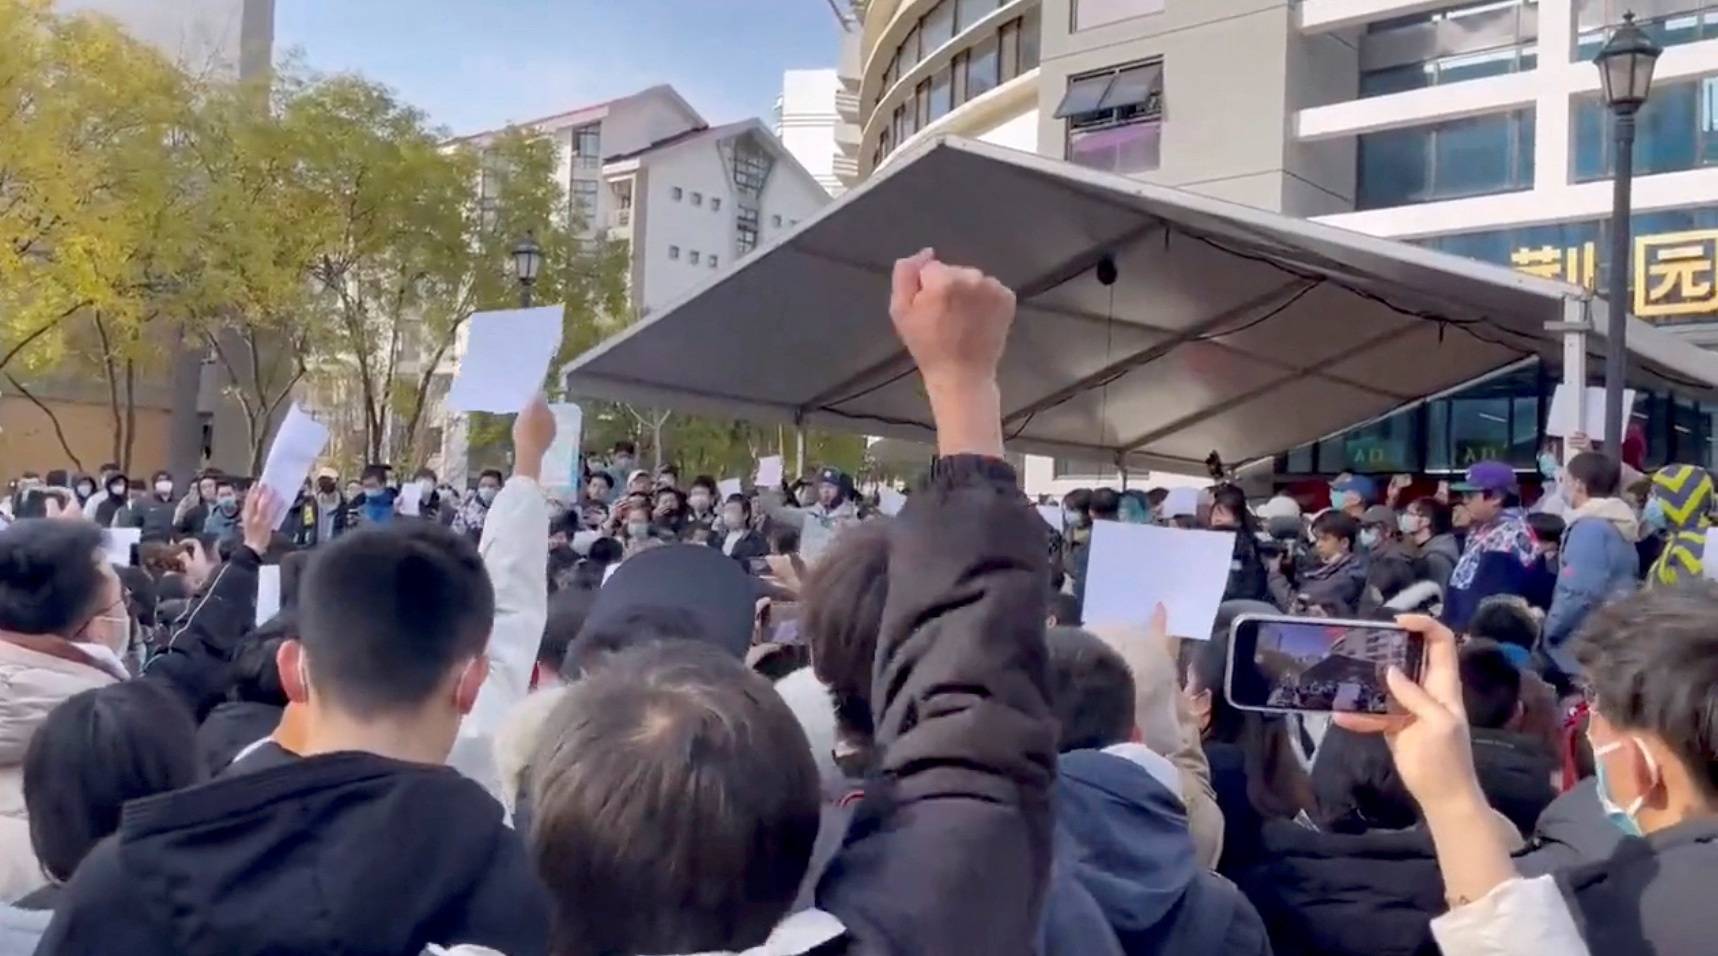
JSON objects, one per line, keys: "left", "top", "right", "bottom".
{"left": 3, "top": 374, "right": 85, "bottom": 472}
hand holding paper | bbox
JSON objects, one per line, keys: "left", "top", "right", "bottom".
{"left": 1081, "top": 521, "right": 1236, "bottom": 640}
{"left": 258, "top": 405, "right": 329, "bottom": 527}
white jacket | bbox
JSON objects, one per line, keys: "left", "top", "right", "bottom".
{"left": 0, "top": 641, "right": 119, "bottom": 902}
{"left": 1430, "top": 875, "right": 1590, "bottom": 956}
{"left": 446, "top": 476, "right": 548, "bottom": 805}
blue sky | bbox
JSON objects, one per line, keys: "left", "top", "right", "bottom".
{"left": 274, "top": 0, "right": 843, "bottom": 136}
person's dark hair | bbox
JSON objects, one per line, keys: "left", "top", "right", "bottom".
{"left": 1467, "top": 595, "right": 1539, "bottom": 652}
{"left": 1046, "top": 627, "right": 1135, "bottom": 753}
{"left": 588, "top": 471, "right": 614, "bottom": 491}
{"left": 541, "top": 585, "right": 598, "bottom": 675}
{"left": 724, "top": 493, "right": 752, "bottom": 519}
{"left": 1062, "top": 488, "right": 1092, "bottom": 512}
{"left": 297, "top": 523, "right": 494, "bottom": 716}
{"left": 1310, "top": 509, "right": 1359, "bottom": 549}
{"left": 803, "top": 520, "right": 890, "bottom": 743}
{"left": 530, "top": 641, "right": 819, "bottom": 956}
{"left": 1047, "top": 590, "right": 1082, "bottom": 628}
{"left": 231, "top": 624, "right": 291, "bottom": 707}
{"left": 1576, "top": 583, "right": 1718, "bottom": 797}
{"left": 0, "top": 520, "right": 108, "bottom": 635}
{"left": 1567, "top": 451, "right": 1622, "bottom": 498}
{"left": 44, "top": 470, "right": 67, "bottom": 488}
{"left": 657, "top": 463, "right": 679, "bottom": 479}
{"left": 23, "top": 681, "right": 201, "bottom": 882}
{"left": 564, "top": 605, "right": 704, "bottom": 678}
{"left": 1146, "top": 488, "right": 1169, "bottom": 509}
{"left": 1211, "top": 483, "right": 1257, "bottom": 534}
{"left": 1525, "top": 511, "right": 1566, "bottom": 544}
{"left": 1088, "top": 488, "right": 1122, "bottom": 521}
{"left": 767, "top": 523, "right": 800, "bottom": 556}
{"left": 612, "top": 440, "right": 637, "bottom": 457}
{"left": 412, "top": 467, "right": 437, "bottom": 482}
{"left": 548, "top": 510, "right": 580, "bottom": 542}
{"left": 1459, "top": 639, "right": 1523, "bottom": 730}
{"left": 1407, "top": 496, "right": 1453, "bottom": 536}
{"left": 546, "top": 544, "right": 579, "bottom": 594}
{"left": 690, "top": 475, "right": 717, "bottom": 496}
{"left": 587, "top": 536, "right": 623, "bottom": 566}
{"left": 478, "top": 468, "right": 505, "bottom": 485}
{"left": 98, "top": 462, "right": 120, "bottom": 476}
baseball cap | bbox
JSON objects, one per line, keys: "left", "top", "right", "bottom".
{"left": 315, "top": 467, "right": 338, "bottom": 481}
{"left": 581, "top": 544, "right": 760, "bottom": 659}
{"left": 1359, "top": 505, "right": 1396, "bottom": 528}
{"left": 1451, "top": 461, "right": 1518, "bottom": 494}
{"left": 817, "top": 467, "right": 848, "bottom": 487}
{"left": 1331, "top": 474, "right": 1378, "bottom": 504}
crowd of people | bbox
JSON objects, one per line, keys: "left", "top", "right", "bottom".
{"left": 0, "top": 251, "right": 1713, "bottom": 955}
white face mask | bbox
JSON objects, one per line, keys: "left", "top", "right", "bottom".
{"left": 154, "top": 480, "right": 174, "bottom": 497}
{"left": 1398, "top": 513, "right": 1426, "bottom": 536}
{"left": 688, "top": 493, "right": 711, "bottom": 512}
{"left": 419, "top": 478, "right": 435, "bottom": 495}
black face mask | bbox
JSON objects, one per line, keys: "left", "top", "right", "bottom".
{"left": 317, "top": 479, "right": 337, "bottom": 495}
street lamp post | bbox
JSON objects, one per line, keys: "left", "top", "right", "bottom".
{"left": 512, "top": 232, "right": 543, "bottom": 308}
{"left": 1594, "top": 12, "right": 1660, "bottom": 452}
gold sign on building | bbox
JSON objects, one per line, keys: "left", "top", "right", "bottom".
{"left": 1635, "top": 230, "right": 1718, "bottom": 319}
{"left": 1507, "top": 232, "right": 1718, "bottom": 321}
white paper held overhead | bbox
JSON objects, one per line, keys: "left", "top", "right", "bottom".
{"left": 258, "top": 404, "right": 330, "bottom": 527}
{"left": 397, "top": 482, "right": 423, "bottom": 517}
{"left": 755, "top": 455, "right": 784, "bottom": 489}
{"left": 718, "top": 478, "right": 743, "bottom": 500}
{"left": 256, "top": 565, "right": 282, "bottom": 627}
{"left": 102, "top": 528, "right": 141, "bottom": 567}
{"left": 444, "top": 305, "right": 565, "bottom": 414}
{"left": 1081, "top": 521, "right": 1236, "bottom": 640}
{"left": 1036, "top": 504, "right": 1064, "bottom": 531}
{"left": 1546, "top": 384, "right": 1637, "bottom": 439}
{"left": 542, "top": 403, "right": 585, "bottom": 491}
{"left": 878, "top": 487, "right": 906, "bottom": 516}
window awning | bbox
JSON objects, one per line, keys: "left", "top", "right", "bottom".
{"left": 562, "top": 137, "right": 1718, "bottom": 473}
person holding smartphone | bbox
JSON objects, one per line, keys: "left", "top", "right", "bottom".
{"left": 1334, "top": 587, "right": 1718, "bottom": 956}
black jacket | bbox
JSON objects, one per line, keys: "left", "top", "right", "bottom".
{"left": 1312, "top": 725, "right": 1555, "bottom": 837}
{"left": 142, "top": 545, "right": 262, "bottom": 721}
{"left": 816, "top": 456, "right": 1056, "bottom": 956}
{"left": 1239, "top": 822, "right": 1443, "bottom": 956}
{"left": 717, "top": 528, "right": 769, "bottom": 563}
{"left": 196, "top": 700, "right": 284, "bottom": 774}
{"left": 36, "top": 750, "right": 549, "bottom": 956}
{"left": 1513, "top": 779, "right": 1624, "bottom": 877}
{"left": 1223, "top": 533, "right": 1272, "bottom": 605}
{"left": 1558, "top": 817, "right": 1718, "bottom": 955}
{"left": 1055, "top": 748, "right": 1270, "bottom": 956}
{"left": 123, "top": 495, "right": 178, "bottom": 543}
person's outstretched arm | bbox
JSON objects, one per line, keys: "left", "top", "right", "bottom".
{"left": 819, "top": 251, "right": 1056, "bottom": 956}
{"left": 143, "top": 488, "right": 275, "bottom": 720}
{"left": 448, "top": 395, "right": 553, "bottom": 802}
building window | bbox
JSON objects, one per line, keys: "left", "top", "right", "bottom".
{"left": 1572, "top": 76, "right": 1718, "bottom": 181}
{"left": 929, "top": 68, "right": 954, "bottom": 121}
{"left": 900, "top": 23, "right": 922, "bottom": 72}
{"left": 923, "top": 0, "right": 956, "bottom": 52}
{"left": 731, "top": 137, "right": 774, "bottom": 194}
{"left": 572, "top": 178, "right": 599, "bottom": 222}
{"left": 1059, "top": 61, "right": 1165, "bottom": 175}
{"left": 672, "top": 186, "right": 683, "bottom": 201}
{"left": 709, "top": 255, "right": 719, "bottom": 268}
{"left": 695, "top": 192, "right": 707, "bottom": 207}
{"left": 914, "top": 78, "right": 931, "bottom": 129}
{"left": 1356, "top": 109, "right": 1535, "bottom": 209}
{"left": 772, "top": 214, "right": 783, "bottom": 227}
{"left": 966, "top": 34, "right": 1001, "bottom": 100}
{"left": 737, "top": 205, "right": 760, "bottom": 254}
{"left": 1358, "top": 0, "right": 1539, "bottom": 99}
{"left": 999, "top": 18, "right": 1021, "bottom": 80}
{"left": 1576, "top": 1, "right": 1718, "bottom": 58}
{"left": 690, "top": 250, "right": 701, "bottom": 265}
{"left": 572, "top": 124, "right": 602, "bottom": 168}
{"left": 669, "top": 245, "right": 680, "bottom": 260}
{"left": 1074, "top": 0, "right": 1165, "bottom": 32}
{"left": 956, "top": 0, "right": 1001, "bottom": 31}
{"left": 711, "top": 197, "right": 721, "bottom": 211}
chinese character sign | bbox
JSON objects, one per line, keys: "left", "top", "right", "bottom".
{"left": 1510, "top": 242, "right": 1597, "bottom": 289}
{"left": 1636, "top": 230, "right": 1718, "bottom": 320}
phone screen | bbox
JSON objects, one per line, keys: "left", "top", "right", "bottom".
{"left": 1227, "top": 615, "right": 1424, "bottom": 716}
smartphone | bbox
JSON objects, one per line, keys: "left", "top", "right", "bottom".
{"left": 1226, "top": 613, "right": 1425, "bottom": 716}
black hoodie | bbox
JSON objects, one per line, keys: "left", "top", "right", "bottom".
{"left": 37, "top": 750, "right": 549, "bottom": 956}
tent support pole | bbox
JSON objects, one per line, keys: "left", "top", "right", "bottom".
{"left": 796, "top": 426, "right": 807, "bottom": 478}
{"left": 1555, "top": 298, "right": 1590, "bottom": 464}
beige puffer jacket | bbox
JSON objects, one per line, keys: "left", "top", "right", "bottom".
{"left": 0, "top": 639, "right": 119, "bottom": 902}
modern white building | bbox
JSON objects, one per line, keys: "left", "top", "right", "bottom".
{"left": 436, "top": 87, "right": 832, "bottom": 480}
{"left": 776, "top": 68, "right": 846, "bottom": 195}
{"left": 842, "top": 0, "right": 1718, "bottom": 494}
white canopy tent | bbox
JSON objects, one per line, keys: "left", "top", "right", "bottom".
{"left": 565, "top": 137, "right": 1718, "bottom": 473}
